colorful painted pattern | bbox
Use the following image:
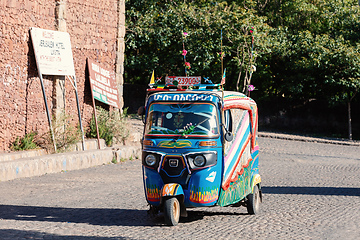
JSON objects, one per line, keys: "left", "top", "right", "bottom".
{"left": 162, "top": 183, "right": 179, "bottom": 196}
{"left": 223, "top": 94, "right": 253, "bottom": 111}
{"left": 157, "top": 140, "right": 192, "bottom": 148}
{"left": 146, "top": 184, "right": 161, "bottom": 202}
{"left": 223, "top": 92, "right": 258, "bottom": 149}
{"left": 189, "top": 186, "right": 219, "bottom": 204}
{"left": 222, "top": 111, "right": 252, "bottom": 190}
{"left": 217, "top": 91, "right": 260, "bottom": 206}
{"left": 218, "top": 164, "right": 252, "bottom": 206}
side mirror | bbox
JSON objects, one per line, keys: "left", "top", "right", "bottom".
{"left": 137, "top": 106, "right": 145, "bottom": 116}
{"left": 224, "top": 131, "right": 233, "bottom": 142}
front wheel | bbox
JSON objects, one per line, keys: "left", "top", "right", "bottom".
{"left": 246, "top": 184, "right": 261, "bottom": 214}
{"left": 163, "top": 197, "right": 180, "bottom": 226}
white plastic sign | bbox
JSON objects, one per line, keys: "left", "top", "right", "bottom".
{"left": 165, "top": 76, "right": 201, "bottom": 86}
{"left": 30, "top": 27, "right": 75, "bottom": 76}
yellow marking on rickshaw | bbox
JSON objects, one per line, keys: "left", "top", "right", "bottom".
{"left": 253, "top": 174, "right": 261, "bottom": 185}
{"left": 157, "top": 140, "right": 192, "bottom": 148}
{"left": 189, "top": 188, "right": 219, "bottom": 204}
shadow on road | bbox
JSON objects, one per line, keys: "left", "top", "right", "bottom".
{"left": 0, "top": 204, "right": 250, "bottom": 227}
{"left": 0, "top": 205, "right": 153, "bottom": 227}
{"left": 262, "top": 186, "right": 360, "bottom": 196}
{"left": 0, "top": 229, "right": 131, "bottom": 240}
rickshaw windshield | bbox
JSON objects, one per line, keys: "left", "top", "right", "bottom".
{"left": 145, "top": 102, "right": 219, "bottom": 137}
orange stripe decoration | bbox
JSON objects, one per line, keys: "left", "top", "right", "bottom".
{"left": 162, "top": 183, "right": 179, "bottom": 196}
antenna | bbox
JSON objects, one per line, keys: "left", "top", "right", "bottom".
{"left": 221, "top": 29, "right": 223, "bottom": 75}
{"left": 182, "top": 31, "right": 189, "bottom": 77}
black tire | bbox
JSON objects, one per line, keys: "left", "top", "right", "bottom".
{"left": 163, "top": 197, "right": 180, "bottom": 226}
{"left": 246, "top": 184, "right": 261, "bottom": 215}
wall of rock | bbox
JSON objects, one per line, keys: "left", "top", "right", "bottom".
{"left": 0, "top": 0, "right": 125, "bottom": 152}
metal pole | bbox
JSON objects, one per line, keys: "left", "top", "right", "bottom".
{"left": 348, "top": 101, "right": 352, "bottom": 140}
{"left": 86, "top": 59, "right": 101, "bottom": 149}
{"left": 30, "top": 27, "right": 57, "bottom": 152}
{"left": 39, "top": 74, "right": 57, "bottom": 152}
{"left": 70, "top": 75, "right": 86, "bottom": 150}
{"left": 91, "top": 96, "right": 101, "bottom": 149}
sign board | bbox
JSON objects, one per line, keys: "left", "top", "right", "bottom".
{"left": 87, "top": 59, "right": 120, "bottom": 109}
{"left": 151, "top": 93, "right": 215, "bottom": 102}
{"left": 30, "top": 27, "right": 75, "bottom": 76}
{"left": 165, "top": 76, "right": 201, "bottom": 86}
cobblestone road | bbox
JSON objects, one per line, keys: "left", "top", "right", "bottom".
{"left": 0, "top": 137, "right": 359, "bottom": 239}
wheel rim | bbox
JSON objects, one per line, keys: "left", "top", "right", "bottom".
{"left": 254, "top": 188, "right": 260, "bottom": 212}
{"left": 173, "top": 198, "right": 180, "bottom": 222}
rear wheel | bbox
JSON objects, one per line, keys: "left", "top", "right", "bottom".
{"left": 246, "top": 184, "right": 261, "bottom": 214}
{"left": 163, "top": 197, "right": 180, "bottom": 226}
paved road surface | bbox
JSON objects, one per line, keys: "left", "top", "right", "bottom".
{"left": 0, "top": 137, "right": 359, "bottom": 239}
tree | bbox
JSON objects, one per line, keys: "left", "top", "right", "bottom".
{"left": 255, "top": 0, "right": 360, "bottom": 139}
{"left": 125, "top": 1, "right": 271, "bottom": 91}
{"left": 125, "top": 0, "right": 360, "bottom": 139}
{"left": 320, "top": 38, "right": 360, "bottom": 140}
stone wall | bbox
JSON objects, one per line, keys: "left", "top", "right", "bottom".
{"left": 0, "top": 0, "right": 125, "bottom": 152}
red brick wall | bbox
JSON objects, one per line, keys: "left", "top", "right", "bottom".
{"left": 0, "top": 0, "right": 124, "bottom": 152}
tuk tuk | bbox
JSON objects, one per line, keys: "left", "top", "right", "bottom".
{"left": 139, "top": 76, "right": 261, "bottom": 226}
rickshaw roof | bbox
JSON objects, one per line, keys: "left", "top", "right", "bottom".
{"left": 146, "top": 85, "right": 257, "bottom": 110}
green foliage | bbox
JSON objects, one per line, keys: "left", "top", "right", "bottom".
{"left": 126, "top": 0, "right": 360, "bottom": 138}
{"left": 249, "top": 0, "right": 360, "bottom": 104}
{"left": 38, "top": 112, "right": 82, "bottom": 153}
{"left": 87, "top": 107, "right": 129, "bottom": 146}
{"left": 125, "top": 0, "right": 271, "bottom": 91}
{"left": 10, "top": 132, "right": 38, "bottom": 151}
{"left": 126, "top": 0, "right": 360, "bottom": 102}
{"left": 111, "top": 156, "right": 118, "bottom": 164}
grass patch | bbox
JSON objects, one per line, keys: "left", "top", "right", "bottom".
{"left": 10, "top": 132, "right": 39, "bottom": 151}
{"left": 37, "top": 111, "right": 82, "bottom": 153}
{"left": 87, "top": 107, "right": 130, "bottom": 146}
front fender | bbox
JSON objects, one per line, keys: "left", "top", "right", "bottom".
{"left": 161, "top": 183, "right": 188, "bottom": 217}
{"left": 161, "top": 183, "right": 184, "bottom": 197}
{"left": 250, "top": 174, "right": 262, "bottom": 192}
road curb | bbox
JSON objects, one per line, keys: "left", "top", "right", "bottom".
{"left": 259, "top": 132, "right": 360, "bottom": 146}
{"left": 0, "top": 145, "right": 141, "bottom": 182}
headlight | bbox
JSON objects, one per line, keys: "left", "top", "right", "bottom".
{"left": 145, "top": 154, "right": 156, "bottom": 166}
{"left": 194, "top": 155, "right": 206, "bottom": 167}
{"left": 185, "top": 151, "right": 217, "bottom": 170}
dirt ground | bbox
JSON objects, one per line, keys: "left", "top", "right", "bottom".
{"left": 123, "top": 116, "right": 144, "bottom": 145}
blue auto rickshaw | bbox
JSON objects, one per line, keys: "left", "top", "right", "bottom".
{"left": 138, "top": 76, "right": 261, "bottom": 226}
